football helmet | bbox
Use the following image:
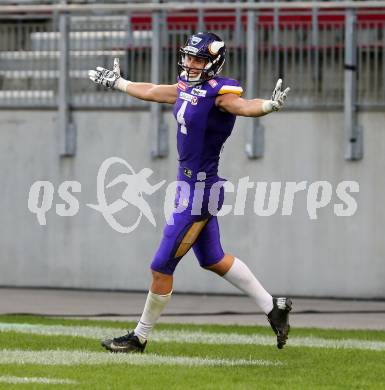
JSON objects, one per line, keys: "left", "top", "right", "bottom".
{"left": 178, "top": 32, "right": 226, "bottom": 85}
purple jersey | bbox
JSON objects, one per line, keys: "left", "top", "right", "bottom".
{"left": 152, "top": 76, "right": 242, "bottom": 275}
{"left": 173, "top": 76, "right": 243, "bottom": 184}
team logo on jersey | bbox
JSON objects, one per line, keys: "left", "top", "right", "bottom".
{"left": 180, "top": 91, "right": 198, "bottom": 105}
{"left": 208, "top": 79, "right": 218, "bottom": 88}
{"left": 191, "top": 36, "right": 202, "bottom": 45}
{"left": 191, "top": 88, "right": 207, "bottom": 97}
{"left": 178, "top": 80, "right": 188, "bottom": 91}
{"left": 183, "top": 168, "right": 193, "bottom": 178}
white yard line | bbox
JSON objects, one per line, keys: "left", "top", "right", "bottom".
{"left": 0, "top": 350, "right": 279, "bottom": 367}
{"left": 0, "top": 375, "right": 77, "bottom": 384}
{"left": 1, "top": 323, "right": 385, "bottom": 351}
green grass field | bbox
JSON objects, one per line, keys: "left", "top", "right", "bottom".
{"left": 0, "top": 315, "right": 385, "bottom": 389}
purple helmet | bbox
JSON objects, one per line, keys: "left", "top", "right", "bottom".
{"left": 178, "top": 32, "right": 226, "bottom": 85}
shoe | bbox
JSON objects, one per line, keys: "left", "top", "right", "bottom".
{"left": 267, "top": 297, "right": 292, "bottom": 349}
{"left": 101, "top": 331, "right": 147, "bottom": 353}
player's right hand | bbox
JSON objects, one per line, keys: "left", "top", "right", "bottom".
{"left": 88, "top": 58, "right": 122, "bottom": 89}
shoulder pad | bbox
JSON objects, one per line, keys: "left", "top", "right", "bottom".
{"left": 218, "top": 85, "right": 243, "bottom": 96}
{"left": 211, "top": 77, "right": 243, "bottom": 96}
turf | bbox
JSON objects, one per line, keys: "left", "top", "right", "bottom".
{"left": 0, "top": 315, "right": 384, "bottom": 390}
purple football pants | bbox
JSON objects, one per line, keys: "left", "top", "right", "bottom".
{"left": 151, "top": 180, "right": 225, "bottom": 275}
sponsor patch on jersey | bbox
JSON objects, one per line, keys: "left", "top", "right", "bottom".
{"left": 180, "top": 91, "right": 198, "bottom": 105}
{"left": 178, "top": 81, "right": 188, "bottom": 91}
{"left": 208, "top": 79, "right": 218, "bottom": 88}
{"left": 191, "top": 88, "right": 207, "bottom": 97}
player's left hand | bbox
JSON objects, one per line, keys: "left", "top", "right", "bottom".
{"left": 262, "top": 78, "right": 290, "bottom": 113}
{"left": 271, "top": 78, "right": 290, "bottom": 111}
{"left": 88, "top": 58, "right": 122, "bottom": 89}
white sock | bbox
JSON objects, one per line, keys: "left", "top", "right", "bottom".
{"left": 223, "top": 257, "right": 273, "bottom": 314}
{"left": 134, "top": 290, "right": 172, "bottom": 343}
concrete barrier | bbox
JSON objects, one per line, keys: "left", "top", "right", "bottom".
{"left": 0, "top": 109, "right": 384, "bottom": 298}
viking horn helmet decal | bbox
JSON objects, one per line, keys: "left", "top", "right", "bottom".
{"left": 208, "top": 41, "right": 225, "bottom": 55}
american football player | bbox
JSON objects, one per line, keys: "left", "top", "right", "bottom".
{"left": 89, "top": 32, "right": 292, "bottom": 352}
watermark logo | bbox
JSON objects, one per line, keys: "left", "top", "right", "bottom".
{"left": 86, "top": 157, "right": 165, "bottom": 234}
{"left": 27, "top": 157, "right": 360, "bottom": 234}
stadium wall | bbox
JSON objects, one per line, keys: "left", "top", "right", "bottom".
{"left": 0, "top": 110, "right": 384, "bottom": 299}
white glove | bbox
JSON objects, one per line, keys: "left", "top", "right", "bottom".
{"left": 262, "top": 78, "right": 290, "bottom": 114}
{"left": 88, "top": 58, "right": 131, "bottom": 92}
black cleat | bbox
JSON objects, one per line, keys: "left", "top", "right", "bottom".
{"left": 101, "top": 331, "right": 147, "bottom": 353}
{"left": 267, "top": 297, "right": 292, "bottom": 349}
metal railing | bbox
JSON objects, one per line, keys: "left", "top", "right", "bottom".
{"left": 0, "top": 1, "right": 384, "bottom": 158}
{"left": 0, "top": 2, "right": 384, "bottom": 109}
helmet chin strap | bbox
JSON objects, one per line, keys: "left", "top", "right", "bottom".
{"left": 188, "top": 72, "right": 202, "bottom": 82}
{"left": 180, "top": 69, "right": 202, "bottom": 83}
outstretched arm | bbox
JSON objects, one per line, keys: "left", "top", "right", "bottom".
{"left": 89, "top": 58, "right": 177, "bottom": 104}
{"left": 216, "top": 79, "right": 290, "bottom": 117}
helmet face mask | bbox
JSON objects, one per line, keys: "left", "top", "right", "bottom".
{"left": 179, "top": 52, "right": 212, "bottom": 83}
{"left": 178, "top": 32, "right": 226, "bottom": 86}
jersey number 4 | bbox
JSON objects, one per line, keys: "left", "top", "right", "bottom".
{"left": 177, "top": 101, "right": 188, "bottom": 135}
